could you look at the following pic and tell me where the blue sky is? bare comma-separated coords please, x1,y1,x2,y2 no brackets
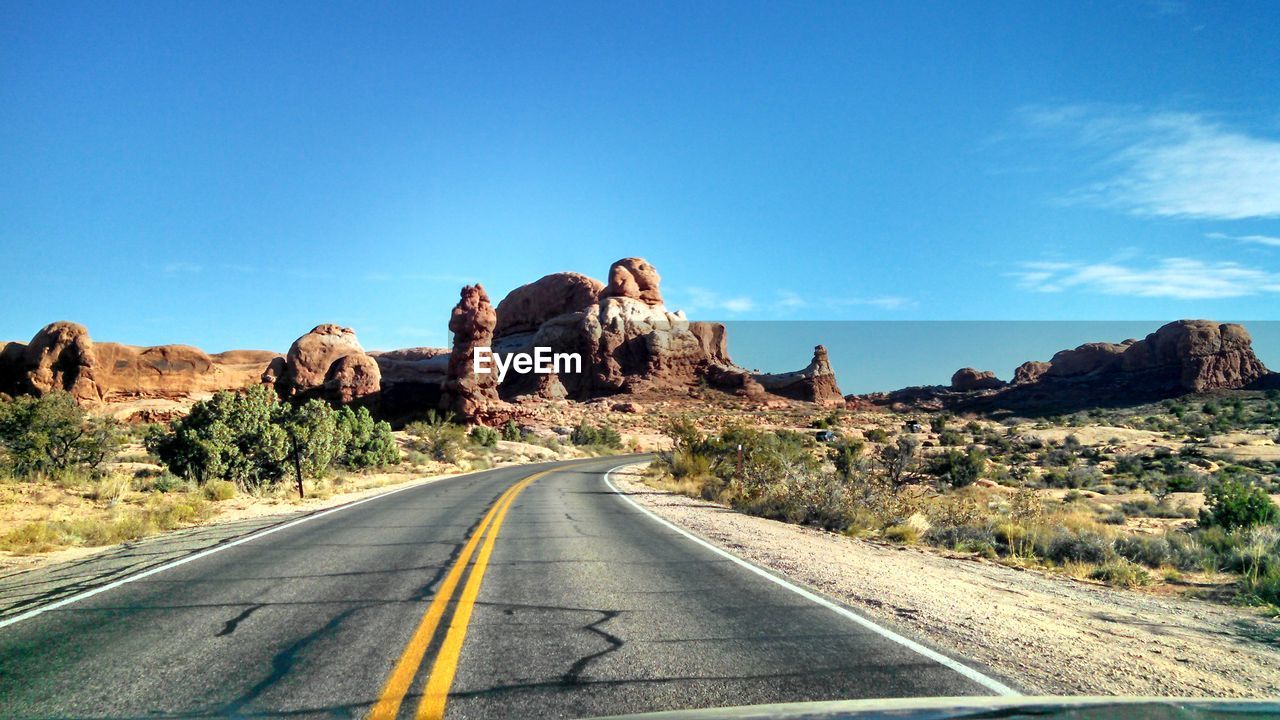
2,1,1279,388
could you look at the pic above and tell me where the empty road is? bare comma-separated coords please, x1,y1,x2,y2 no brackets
0,457,1014,718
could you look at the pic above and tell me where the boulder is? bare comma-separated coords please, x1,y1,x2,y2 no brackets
494,272,604,337
324,353,381,407
1045,341,1130,378
950,368,1005,392
602,257,663,306
1120,320,1268,393
280,324,367,400
443,285,502,420
1012,360,1051,385
22,321,103,404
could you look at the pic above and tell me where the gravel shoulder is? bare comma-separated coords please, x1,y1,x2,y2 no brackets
611,465,1280,698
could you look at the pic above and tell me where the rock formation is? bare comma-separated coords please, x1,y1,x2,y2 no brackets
324,353,382,407
277,324,366,399
754,346,844,405
4,257,849,421
602,257,663,306
19,321,103,404
443,284,501,420
487,258,842,406
494,272,603,337
853,320,1274,415
1012,360,1050,385
950,368,1005,392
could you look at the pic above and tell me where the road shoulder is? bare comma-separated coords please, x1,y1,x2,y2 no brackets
608,464,1280,697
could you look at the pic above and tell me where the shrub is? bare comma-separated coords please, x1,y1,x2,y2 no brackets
929,447,986,488
570,422,622,449
864,428,890,443
405,413,467,463
1199,477,1278,530
1039,528,1113,565
147,386,287,490
142,473,186,493
884,522,921,544
203,479,237,501
1090,559,1152,588
0,392,121,476
501,419,522,442
469,426,499,448
335,406,400,469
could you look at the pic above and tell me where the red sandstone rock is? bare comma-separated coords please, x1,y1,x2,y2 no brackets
494,272,603,337
443,284,501,420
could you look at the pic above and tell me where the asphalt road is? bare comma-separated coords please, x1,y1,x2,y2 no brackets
0,457,1014,719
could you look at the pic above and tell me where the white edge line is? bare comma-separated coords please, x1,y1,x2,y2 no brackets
603,465,1020,697
0,475,445,630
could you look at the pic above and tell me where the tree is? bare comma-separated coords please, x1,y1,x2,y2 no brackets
279,400,340,498
877,436,919,486
0,392,120,475
147,386,287,490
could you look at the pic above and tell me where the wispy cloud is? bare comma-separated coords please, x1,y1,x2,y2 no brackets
673,288,915,316
832,296,915,310
680,287,756,315
162,261,201,274
1010,257,1280,299
1207,231,1280,248
1019,105,1280,220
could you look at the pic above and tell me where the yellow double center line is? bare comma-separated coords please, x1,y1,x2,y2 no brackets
368,470,545,720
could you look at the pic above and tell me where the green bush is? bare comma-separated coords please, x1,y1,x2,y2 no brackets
146,386,287,490
0,392,121,476
470,426,499,448
501,419,522,442
928,446,985,488
1199,477,1278,530
570,421,622,448
335,406,400,469
1090,559,1152,588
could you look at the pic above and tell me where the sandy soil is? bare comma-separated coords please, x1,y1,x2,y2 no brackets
611,465,1280,698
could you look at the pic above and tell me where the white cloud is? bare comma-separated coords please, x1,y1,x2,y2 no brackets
1010,257,1280,299
680,287,755,315
1207,231,1280,248
673,288,914,316
1021,106,1280,220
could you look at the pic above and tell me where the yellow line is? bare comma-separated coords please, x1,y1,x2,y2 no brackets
415,472,539,720
366,473,538,720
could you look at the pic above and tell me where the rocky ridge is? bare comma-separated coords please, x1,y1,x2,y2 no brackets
856,320,1275,415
